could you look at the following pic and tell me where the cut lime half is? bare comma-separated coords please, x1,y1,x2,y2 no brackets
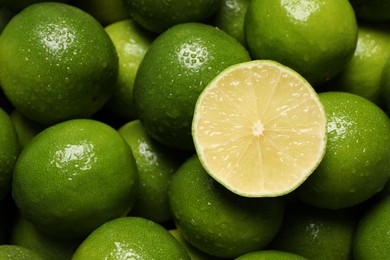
192,60,327,197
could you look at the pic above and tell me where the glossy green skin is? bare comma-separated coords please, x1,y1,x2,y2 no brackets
353,196,390,259
0,2,118,125
236,250,307,260
10,110,45,149
0,108,20,200
168,155,284,258
0,245,44,259
73,217,190,260
104,20,154,120
297,92,390,209
10,215,81,260
270,202,356,260
118,120,181,223
245,0,358,86
122,0,221,33
212,0,250,47
12,119,138,239
330,23,390,105
134,22,250,150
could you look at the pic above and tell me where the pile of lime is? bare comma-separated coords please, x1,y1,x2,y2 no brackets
1,0,390,259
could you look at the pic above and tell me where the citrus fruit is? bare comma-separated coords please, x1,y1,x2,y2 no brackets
269,201,357,260
10,215,81,260
192,60,327,197
168,154,285,258
0,107,20,200
353,196,390,259
122,0,220,33
0,2,118,125
0,245,44,259
73,0,129,26
12,119,138,238
72,216,190,259
296,91,390,209
349,0,390,22
103,19,154,120
236,250,308,260
169,229,224,260
118,120,181,223
245,0,358,86
134,22,251,150
212,0,250,47
10,110,45,148
329,22,390,105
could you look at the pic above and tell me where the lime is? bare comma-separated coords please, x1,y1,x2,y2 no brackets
269,201,357,260
122,0,221,33
245,0,358,86
134,22,251,150
168,154,284,258
0,245,44,259
212,0,250,47
118,120,181,223
0,2,118,125
353,196,390,259
350,0,390,22
296,91,390,209
329,22,390,105
10,215,80,260
192,60,327,197
236,250,308,260
10,110,45,149
12,119,138,238
72,216,190,259
103,19,154,120
0,107,20,200
169,229,224,260
72,0,129,26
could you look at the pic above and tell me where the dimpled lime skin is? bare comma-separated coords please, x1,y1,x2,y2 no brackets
297,92,390,209
168,155,284,258
0,108,20,200
353,196,390,259
0,2,118,125
72,217,190,259
245,0,358,86
122,0,220,33
12,119,138,239
134,22,250,150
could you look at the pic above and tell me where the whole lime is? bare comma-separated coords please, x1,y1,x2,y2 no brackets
269,201,357,259
72,217,190,259
103,19,154,120
118,120,181,223
133,22,250,150
329,23,390,105
12,119,138,238
353,196,390,259
245,0,358,86
0,2,118,125
296,92,390,209
168,155,284,258
122,0,221,33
